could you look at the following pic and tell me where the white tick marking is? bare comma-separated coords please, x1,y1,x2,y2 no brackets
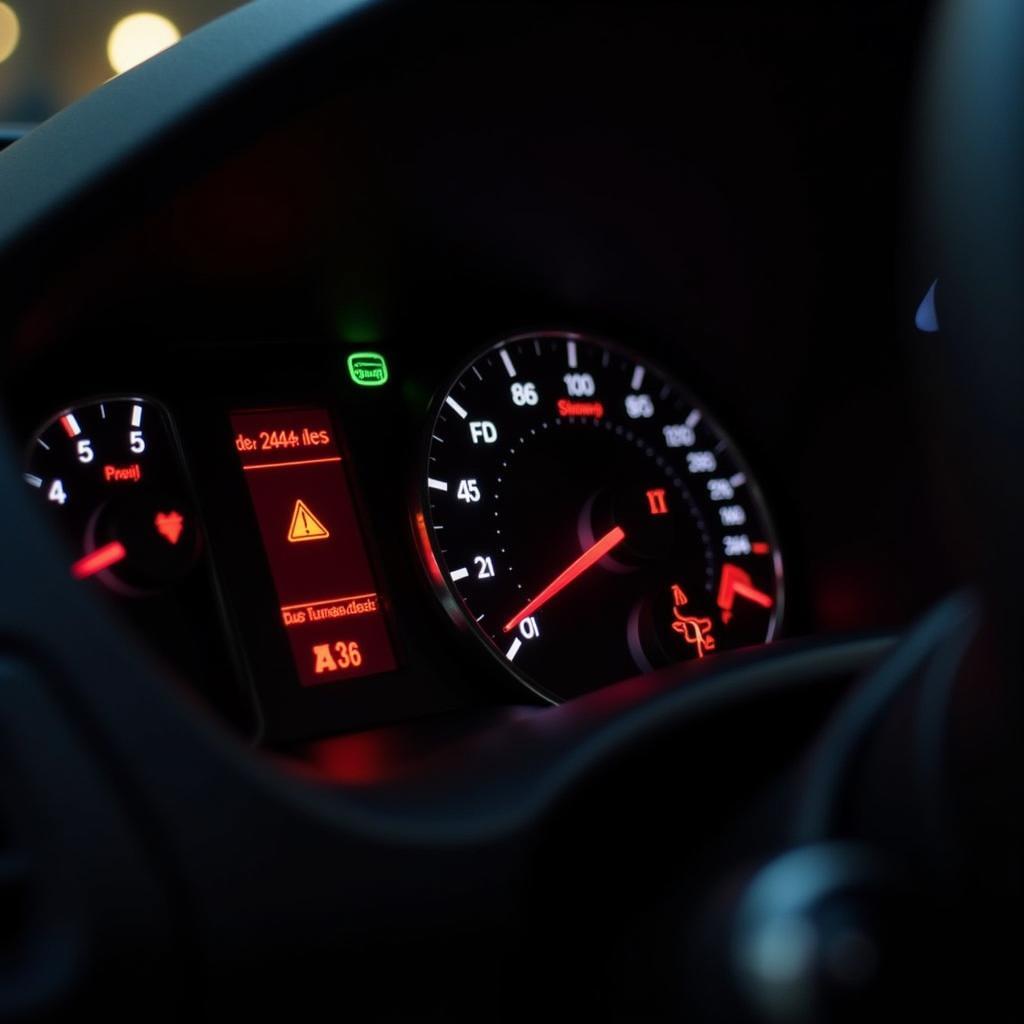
445,395,468,419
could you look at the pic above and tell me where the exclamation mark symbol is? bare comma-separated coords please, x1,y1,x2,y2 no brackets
287,499,330,542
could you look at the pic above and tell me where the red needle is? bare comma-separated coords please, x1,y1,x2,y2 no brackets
733,581,774,607
503,525,626,633
71,541,127,580
717,562,774,623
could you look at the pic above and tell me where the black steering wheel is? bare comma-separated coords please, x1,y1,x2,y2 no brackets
0,2,1017,1019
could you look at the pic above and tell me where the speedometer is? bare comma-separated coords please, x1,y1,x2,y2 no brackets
415,331,784,702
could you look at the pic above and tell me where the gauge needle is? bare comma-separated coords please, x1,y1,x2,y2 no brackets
717,562,773,623
71,540,127,580
503,525,626,633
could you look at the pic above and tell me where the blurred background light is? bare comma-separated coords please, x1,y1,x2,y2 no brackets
107,11,181,75
0,3,20,65
0,2,242,124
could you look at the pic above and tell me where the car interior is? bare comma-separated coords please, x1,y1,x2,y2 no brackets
0,1,1019,1019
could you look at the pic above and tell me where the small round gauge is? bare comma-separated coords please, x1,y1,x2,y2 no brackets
415,331,784,702
24,397,199,592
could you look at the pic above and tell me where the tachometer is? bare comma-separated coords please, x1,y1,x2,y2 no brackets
415,331,783,702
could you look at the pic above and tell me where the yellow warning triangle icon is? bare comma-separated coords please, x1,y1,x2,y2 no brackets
287,499,330,542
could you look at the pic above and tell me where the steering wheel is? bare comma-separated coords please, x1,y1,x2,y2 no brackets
0,2,1016,1018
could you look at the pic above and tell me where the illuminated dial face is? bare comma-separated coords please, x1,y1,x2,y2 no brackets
417,332,784,702
24,397,199,593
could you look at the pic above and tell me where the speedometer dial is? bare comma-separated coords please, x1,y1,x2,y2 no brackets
415,331,784,702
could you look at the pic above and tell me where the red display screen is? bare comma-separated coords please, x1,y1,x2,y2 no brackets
231,408,397,687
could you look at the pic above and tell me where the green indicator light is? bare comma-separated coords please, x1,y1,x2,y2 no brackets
347,351,389,387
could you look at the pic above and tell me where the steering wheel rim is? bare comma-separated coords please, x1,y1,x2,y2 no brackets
918,0,1024,671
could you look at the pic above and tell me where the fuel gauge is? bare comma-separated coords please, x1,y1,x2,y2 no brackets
24,397,199,592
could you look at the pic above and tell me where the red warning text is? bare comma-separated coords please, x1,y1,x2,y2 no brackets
104,463,142,483
557,398,605,418
282,593,380,628
235,427,332,453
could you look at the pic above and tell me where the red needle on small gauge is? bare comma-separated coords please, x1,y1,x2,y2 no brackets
71,541,127,580
503,525,626,633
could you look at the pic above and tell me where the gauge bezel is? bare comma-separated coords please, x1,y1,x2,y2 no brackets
410,328,786,704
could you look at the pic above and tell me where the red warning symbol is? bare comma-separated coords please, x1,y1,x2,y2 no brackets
669,583,716,659
288,499,329,543
154,510,184,545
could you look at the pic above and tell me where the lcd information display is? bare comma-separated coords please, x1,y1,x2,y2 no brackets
231,408,397,687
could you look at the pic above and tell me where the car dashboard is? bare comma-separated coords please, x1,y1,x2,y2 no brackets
4,4,1017,1021
0,1,952,754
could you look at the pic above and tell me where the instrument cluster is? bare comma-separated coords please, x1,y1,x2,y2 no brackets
16,331,785,743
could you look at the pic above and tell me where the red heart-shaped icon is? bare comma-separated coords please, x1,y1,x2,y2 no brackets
155,511,184,545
